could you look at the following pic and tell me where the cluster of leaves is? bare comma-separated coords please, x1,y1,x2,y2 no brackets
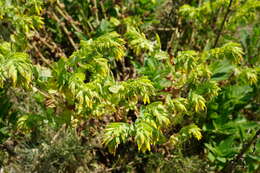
0,0,259,172
0,42,33,88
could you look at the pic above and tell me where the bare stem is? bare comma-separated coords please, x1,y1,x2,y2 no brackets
55,5,82,34
91,0,99,24
99,1,107,19
30,42,51,67
34,31,67,58
222,129,260,173
213,0,233,48
51,12,78,49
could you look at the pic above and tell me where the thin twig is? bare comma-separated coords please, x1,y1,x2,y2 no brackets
51,12,78,49
222,129,260,173
54,4,91,38
30,42,51,67
166,31,176,65
51,124,67,144
99,1,107,19
213,0,233,48
34,31,67,58
87,20,94,32
55,5,82,34
91,0,99,24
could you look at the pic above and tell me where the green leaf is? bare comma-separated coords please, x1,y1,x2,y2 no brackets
108,84,124,93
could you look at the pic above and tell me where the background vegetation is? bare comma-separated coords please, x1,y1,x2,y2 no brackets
0,0,259,172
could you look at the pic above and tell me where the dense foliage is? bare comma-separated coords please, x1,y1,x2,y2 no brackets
0,0,259,172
